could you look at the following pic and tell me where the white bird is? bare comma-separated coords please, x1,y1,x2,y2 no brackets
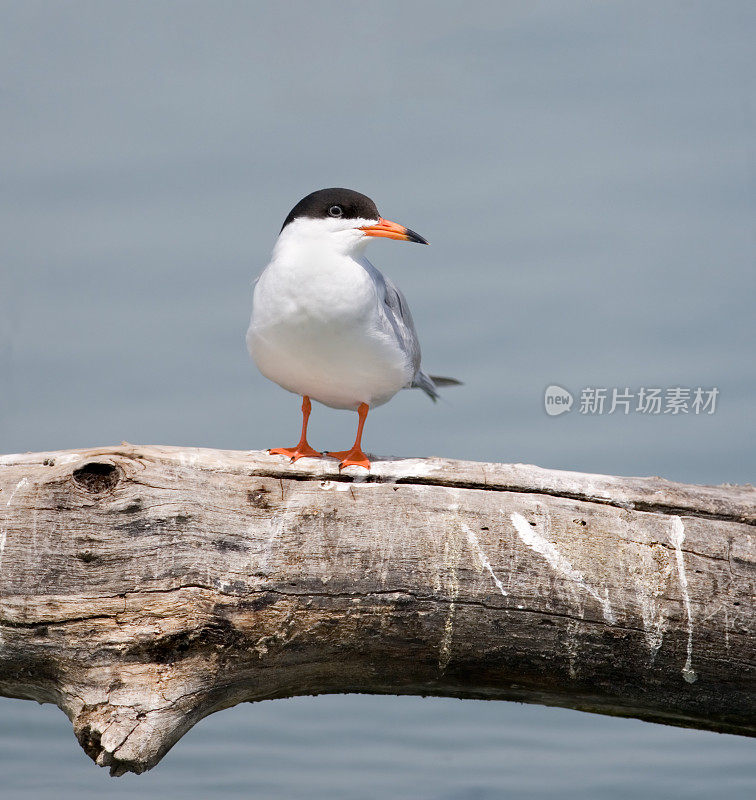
247,188,459,470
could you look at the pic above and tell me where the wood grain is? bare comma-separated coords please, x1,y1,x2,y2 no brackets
0,444,753,775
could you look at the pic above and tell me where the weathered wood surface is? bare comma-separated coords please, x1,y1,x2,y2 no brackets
0,444,753,776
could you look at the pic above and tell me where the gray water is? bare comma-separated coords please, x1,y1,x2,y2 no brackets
1,1,754,797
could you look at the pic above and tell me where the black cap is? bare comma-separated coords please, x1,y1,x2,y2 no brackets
281,188,379,231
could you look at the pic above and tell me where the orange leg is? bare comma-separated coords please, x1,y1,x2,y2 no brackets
326,403,371,470
269,396,322,462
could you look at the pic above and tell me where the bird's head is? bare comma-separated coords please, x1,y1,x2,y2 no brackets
276,188,428,256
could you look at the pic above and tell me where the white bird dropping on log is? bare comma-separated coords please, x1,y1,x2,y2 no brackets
247,188,460,471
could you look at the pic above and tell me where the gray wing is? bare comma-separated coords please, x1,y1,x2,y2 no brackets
359,258,440,401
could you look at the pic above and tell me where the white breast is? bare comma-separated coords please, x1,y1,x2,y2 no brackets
247,223,413,410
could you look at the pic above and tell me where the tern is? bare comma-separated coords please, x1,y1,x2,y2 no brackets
247,188,459,470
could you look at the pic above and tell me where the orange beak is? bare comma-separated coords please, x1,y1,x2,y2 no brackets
360,218,429,245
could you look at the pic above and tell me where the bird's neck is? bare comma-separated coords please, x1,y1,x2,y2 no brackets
272,221,369,263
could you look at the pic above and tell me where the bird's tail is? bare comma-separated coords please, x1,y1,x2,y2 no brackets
429,375,463,387
411,371,463,402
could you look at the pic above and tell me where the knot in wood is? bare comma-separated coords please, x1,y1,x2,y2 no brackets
72,462,121,493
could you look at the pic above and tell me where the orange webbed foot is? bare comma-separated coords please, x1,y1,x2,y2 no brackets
269,443,322,462
326,448,371,471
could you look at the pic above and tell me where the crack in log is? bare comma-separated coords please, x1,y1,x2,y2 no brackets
0,584,704,641
194,464,752,526
0,614,118,628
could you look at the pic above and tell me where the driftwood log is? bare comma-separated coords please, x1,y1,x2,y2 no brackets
0,444,753,775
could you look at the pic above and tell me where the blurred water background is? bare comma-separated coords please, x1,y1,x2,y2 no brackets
1,2,754,798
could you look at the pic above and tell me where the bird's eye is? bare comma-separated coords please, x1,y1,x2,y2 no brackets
328,205,343,218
